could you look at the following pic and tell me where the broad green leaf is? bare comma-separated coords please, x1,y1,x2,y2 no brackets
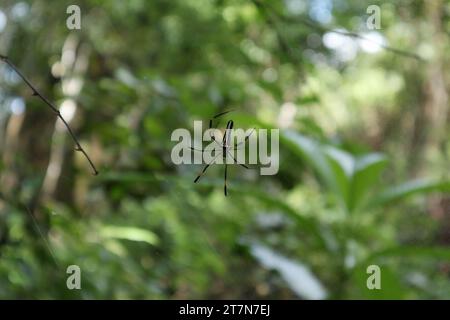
324,147,354,208
370,179,450,208
324,147,387,213
248,242,327,300
100,226,159,245
349,153,387,212
283,133,387,213
282,130,337,193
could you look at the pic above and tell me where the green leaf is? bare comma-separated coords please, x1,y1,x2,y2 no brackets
283,133,387,213
324,147,387,213
100,226,159,245
282,131,337,193
370,179,450,208
324,147,353,208
350,153,387,212
248,242,327,300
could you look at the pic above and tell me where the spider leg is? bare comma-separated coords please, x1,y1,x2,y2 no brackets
224,162,228,196
191,137,221,152
210,134,223,148
194,152,222,183
213,109,234,119
233,128,255,150
226,150,249,169
208,109,235,148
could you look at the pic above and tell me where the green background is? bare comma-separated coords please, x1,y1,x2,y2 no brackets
0,0,449,299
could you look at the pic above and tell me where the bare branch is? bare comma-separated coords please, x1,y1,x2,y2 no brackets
0,54,99,175
296,18,424,62
252,0,424,62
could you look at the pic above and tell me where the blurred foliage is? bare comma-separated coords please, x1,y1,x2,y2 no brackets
0,0,450,299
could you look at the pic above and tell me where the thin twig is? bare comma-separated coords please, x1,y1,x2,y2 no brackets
0,54,98,175
253,0,424,62
25,205,61,269
299,18,424,62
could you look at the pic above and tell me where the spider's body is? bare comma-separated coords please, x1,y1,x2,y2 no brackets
192,112,253,196
221,120,234,155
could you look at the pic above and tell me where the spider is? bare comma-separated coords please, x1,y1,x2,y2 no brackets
190,110,255,196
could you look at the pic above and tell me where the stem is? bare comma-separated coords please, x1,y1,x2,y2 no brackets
0,54,98,175
252,0,424,62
